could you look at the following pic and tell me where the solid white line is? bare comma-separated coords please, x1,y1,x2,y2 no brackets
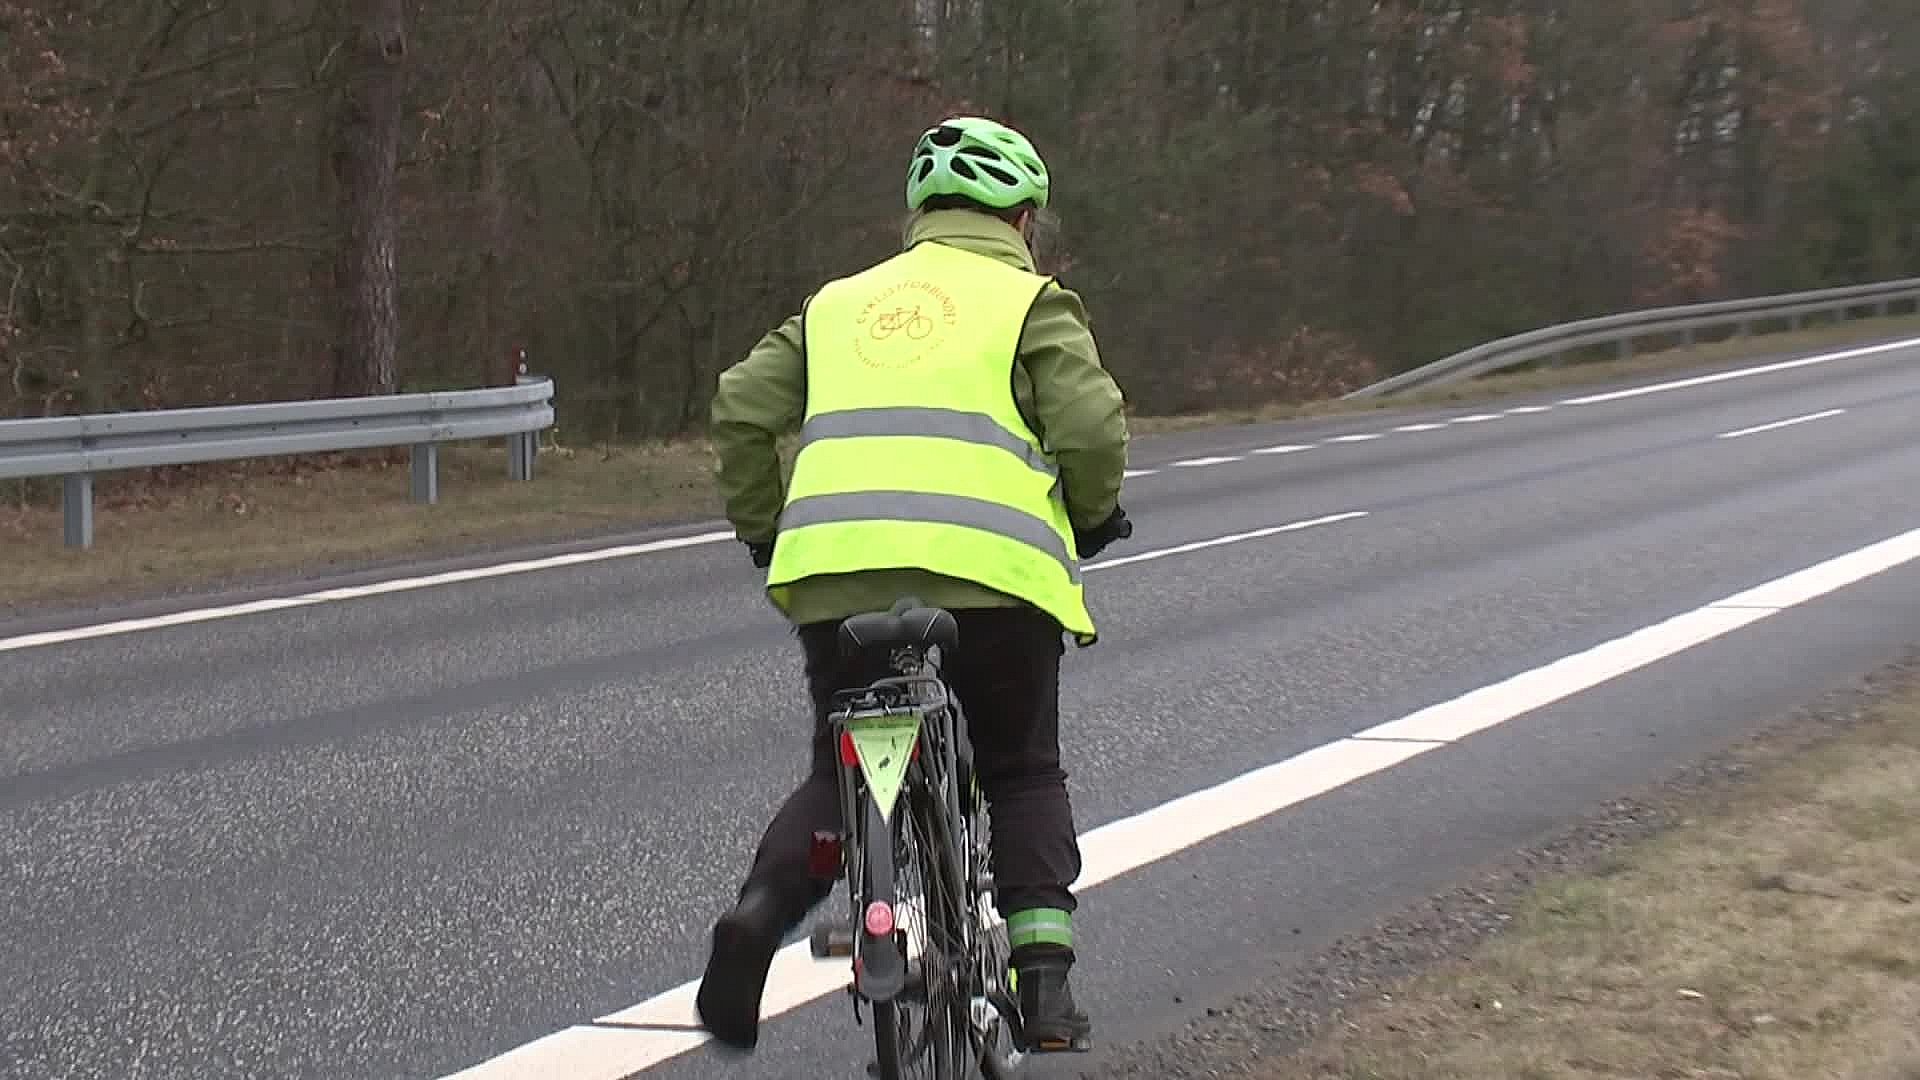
1716,408,1846,440
1449,413,1501,424
0,531,737,654
1502,405,1555,415
1,511,1363,655
1252,444,1313,456
1170,455,1243,468
442,521,1920,1079
1560,336,1920,406
17,331,1912,660
1082,511,1369,571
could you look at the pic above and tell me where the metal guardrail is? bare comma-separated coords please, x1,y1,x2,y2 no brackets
1344,277,1920,400
0,375,555,549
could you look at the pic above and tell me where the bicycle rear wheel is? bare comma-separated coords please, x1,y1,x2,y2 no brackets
869,785,968,1080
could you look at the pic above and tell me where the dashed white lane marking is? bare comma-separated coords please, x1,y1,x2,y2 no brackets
443,521,1920,1079
1560,336,1920,406
1083,511,1368,571
1716,408,1847,440
14,334,1903,656
1449,413,1501,424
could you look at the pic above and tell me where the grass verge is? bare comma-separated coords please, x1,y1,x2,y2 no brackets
0,443,719,612
1291,682,1920,1080
4,311,1917,614
1137,311,1920,434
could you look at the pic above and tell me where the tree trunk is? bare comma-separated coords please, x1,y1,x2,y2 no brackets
330,0,405,398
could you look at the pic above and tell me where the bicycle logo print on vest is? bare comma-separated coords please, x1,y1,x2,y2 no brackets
854,279,957,368
869,308,933,340
768,241,1099,644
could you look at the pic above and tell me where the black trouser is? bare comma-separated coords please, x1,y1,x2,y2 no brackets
738,605,1082,937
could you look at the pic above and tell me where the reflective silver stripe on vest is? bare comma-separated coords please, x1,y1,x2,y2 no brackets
799,407,1057,478
779,490,1080,583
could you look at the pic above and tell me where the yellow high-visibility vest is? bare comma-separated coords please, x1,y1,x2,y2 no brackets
765,241,1097,643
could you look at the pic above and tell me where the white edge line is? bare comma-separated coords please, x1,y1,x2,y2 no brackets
1560,335,1920,406
1448,413,1501,423
1252,444,1313,456
22,330,1914,658
1502,405,1555,415
444,521,1920,1080
0,508,1361,655
0,531,737,654
1716,408,1846,440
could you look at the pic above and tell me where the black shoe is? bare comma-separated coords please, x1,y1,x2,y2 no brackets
1012,948,1092,1053
695,887,786,1051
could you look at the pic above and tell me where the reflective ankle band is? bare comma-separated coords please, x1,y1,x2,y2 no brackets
1006,907,1073,949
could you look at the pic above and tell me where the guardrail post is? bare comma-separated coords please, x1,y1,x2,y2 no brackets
63,474,94,549
508,432,534,481
410,442,439,504
1615,337,1633,361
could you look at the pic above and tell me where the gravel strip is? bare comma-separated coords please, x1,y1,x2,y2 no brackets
1082,647,1920,1079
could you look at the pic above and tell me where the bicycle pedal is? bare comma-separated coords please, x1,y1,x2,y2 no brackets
809,922,856,958
1030,1034,1093,1054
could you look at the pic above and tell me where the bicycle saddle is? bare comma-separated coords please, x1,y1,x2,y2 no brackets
838,599,960,656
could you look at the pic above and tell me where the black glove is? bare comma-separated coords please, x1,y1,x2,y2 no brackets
744,537,775,568
1074,506,1133,560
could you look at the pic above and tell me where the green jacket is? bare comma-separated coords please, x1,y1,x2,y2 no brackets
710,209,1130,627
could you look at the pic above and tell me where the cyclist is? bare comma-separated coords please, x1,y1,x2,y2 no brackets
697,115,1132,1054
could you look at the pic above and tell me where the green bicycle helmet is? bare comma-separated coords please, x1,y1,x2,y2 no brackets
906,116,1051,212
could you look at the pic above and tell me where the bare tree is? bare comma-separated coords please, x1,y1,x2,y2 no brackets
328,0,406,397
1,0,1911,438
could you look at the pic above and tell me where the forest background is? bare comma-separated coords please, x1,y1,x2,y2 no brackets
4,0,1919,444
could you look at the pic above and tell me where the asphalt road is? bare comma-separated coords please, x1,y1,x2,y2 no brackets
5,337,1920,1080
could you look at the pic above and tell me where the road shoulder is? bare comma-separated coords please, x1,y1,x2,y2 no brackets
1090,648,1920,1079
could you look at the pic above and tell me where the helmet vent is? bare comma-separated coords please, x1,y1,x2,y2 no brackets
976,162,1019,185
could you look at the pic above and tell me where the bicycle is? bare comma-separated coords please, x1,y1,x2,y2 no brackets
804,596,1030,1079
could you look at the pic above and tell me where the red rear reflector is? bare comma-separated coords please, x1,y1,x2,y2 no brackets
864,900,895,937
839,731,858,767
808,831,842,879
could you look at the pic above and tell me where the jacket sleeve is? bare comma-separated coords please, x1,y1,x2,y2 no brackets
710,313,806,544
1019,282,1129,531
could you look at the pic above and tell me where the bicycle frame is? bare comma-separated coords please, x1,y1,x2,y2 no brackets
821,644,969,1005
808,633,1026,1077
